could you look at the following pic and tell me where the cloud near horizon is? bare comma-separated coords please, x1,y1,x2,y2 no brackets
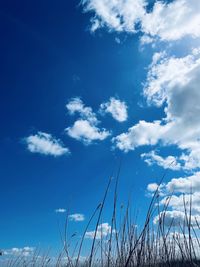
3,247,35,257
85,222,113,239
147,172,200,226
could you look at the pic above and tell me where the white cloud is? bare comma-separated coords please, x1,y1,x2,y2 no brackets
165,172,200,194
143,50,200,107
147,172,200,223
66,119,110,145
100,97,128,122
66,98,110,145
55,208,66,213
82,0,200,41
144,49,200,170
142,0,200,41
85,223,112,239
81,0,200,229
113,49,200,171
4,247,35,257
113,120,169,152
141,151,182,171
68,213,85,222
66,97,98,124
25,132,70,157
161,193,200,214
153,210,200,227
147,173,200,197
153,232,200,258
82,0,200,169
139,49,200,222
82,0,146,33
147,183,159,193
140,34,153,45
146,182,166,197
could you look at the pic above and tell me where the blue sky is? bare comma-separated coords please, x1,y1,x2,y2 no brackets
1,0,200,260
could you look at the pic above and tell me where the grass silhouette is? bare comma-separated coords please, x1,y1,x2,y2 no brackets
1,171,200,267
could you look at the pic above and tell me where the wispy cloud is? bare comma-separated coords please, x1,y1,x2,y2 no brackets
82,0,200,42
68,213,85,222
66,97,98,124
100,97,128,122
4,247,35,257
25,132,70,157
55,208,66,213
82,0,146,33
141,151,182,171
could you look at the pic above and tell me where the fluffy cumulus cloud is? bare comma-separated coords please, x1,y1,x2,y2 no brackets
25,132,70,157
100,97,128,122
66,119,110,144
66,98,110,144
161,193,200,214
163,172,200,195
147,172,200,197
147,183,159,193
82,0,200,41
148,172,200,226
68,213,85,222
153,210,200,227
142,0,200,42
85,223,112,239
143,50,200,107
114,49,200,171
113,120,169,152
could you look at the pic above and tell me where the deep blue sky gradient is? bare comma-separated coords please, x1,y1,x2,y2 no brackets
0,0,184,254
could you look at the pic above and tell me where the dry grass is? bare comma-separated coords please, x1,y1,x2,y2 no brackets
1,171,200,267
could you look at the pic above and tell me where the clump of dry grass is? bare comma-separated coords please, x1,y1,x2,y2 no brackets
2,171,200,267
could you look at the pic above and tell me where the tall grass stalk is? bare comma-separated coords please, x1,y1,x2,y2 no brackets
2,173,200,267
